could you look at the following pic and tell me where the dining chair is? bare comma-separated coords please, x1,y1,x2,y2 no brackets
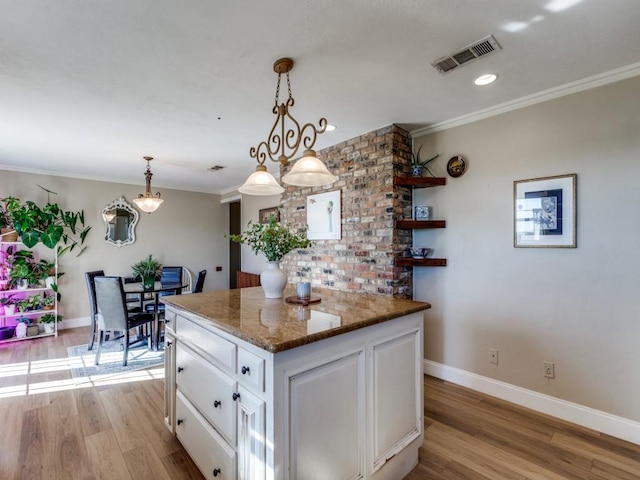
94,276,155,366
84,270,104,351
144,266,183,316
191,269,206,293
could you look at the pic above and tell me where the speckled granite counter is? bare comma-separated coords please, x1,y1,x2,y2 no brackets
162,285,430,353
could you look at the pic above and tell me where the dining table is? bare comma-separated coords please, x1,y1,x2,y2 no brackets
124,280,187,351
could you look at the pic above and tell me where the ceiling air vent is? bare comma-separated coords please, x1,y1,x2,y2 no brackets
431,35,501,74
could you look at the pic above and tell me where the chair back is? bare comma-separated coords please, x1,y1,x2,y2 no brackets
192,270,207,293
159,266,183,297
94,276,128,331
85,270,105,319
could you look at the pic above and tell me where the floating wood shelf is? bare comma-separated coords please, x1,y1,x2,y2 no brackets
396,258,447,267
393,176,446,188
396,220,446,229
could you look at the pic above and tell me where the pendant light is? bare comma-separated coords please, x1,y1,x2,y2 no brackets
132,156,164,213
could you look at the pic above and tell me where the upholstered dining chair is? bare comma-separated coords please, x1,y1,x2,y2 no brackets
84,270,104,351
144,266,183,316
94,276,155,366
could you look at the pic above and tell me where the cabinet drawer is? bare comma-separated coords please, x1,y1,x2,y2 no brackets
237,347,265,393
176,343,237,445
164,309,177,334
176,391,236,480
177,314,236,372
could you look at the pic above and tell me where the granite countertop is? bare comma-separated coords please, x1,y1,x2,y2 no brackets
162,286,430,353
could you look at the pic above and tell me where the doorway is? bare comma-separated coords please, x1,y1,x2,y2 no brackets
229,201,241,289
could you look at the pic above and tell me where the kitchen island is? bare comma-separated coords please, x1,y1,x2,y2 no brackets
162,286,430,480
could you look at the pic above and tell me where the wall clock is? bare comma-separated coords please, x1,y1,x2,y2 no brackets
447,155,467,178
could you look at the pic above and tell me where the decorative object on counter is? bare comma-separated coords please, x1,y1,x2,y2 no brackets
296,281,311,300
132,157,164,213
285,295,321,307
307,190,341,240
411,145,439,177
239,57,337,195
414,205,432,220
131,254,163,290
514,173,577,248
227,214,311,298
1,185,91,256
409,247,431,259
446,155,467,178
103,196,139,247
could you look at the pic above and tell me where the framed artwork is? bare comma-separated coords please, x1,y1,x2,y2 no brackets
307,190,341,240
514,174,576,248
259,206,280,224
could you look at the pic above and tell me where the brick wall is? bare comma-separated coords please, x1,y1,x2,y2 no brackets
280,125,414,298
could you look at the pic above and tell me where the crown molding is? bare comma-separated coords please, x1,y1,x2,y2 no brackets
412,61,640,137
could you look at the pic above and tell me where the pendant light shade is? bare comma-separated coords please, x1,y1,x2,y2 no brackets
241,57,336,195
238,165,285,195
132,156,164,213
281,149,337,187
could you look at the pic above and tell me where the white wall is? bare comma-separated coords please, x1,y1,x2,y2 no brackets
1,172,229,326
413,75,640,422
239,193,281,274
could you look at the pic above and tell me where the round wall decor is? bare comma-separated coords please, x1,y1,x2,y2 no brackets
447,155,467,178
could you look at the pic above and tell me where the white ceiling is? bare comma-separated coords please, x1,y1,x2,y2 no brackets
1,0,639,194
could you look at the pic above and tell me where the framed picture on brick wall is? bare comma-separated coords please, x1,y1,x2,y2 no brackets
307,190,341,240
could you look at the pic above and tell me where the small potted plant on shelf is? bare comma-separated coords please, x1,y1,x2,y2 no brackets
42,295,55,310
411,145,439,177
131,255,163,290
0,203,18,242
39,312,61,334
1,295,17,316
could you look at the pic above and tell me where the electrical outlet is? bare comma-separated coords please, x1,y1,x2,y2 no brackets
543,360,555,378
489,348,499,364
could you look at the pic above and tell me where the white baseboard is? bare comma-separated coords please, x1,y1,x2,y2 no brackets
425,360,640,446
58,316,91,330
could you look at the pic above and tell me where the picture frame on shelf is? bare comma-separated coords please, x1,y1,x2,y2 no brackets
514,173,577,248
259,207,280,224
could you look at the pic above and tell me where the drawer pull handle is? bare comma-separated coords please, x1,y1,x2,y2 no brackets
177,419,183,425
214,400,222,408
166,341,172,347
213,468,221,477
232,392,241,401
177,367,184,372
241,366,250,375
165,318,171,323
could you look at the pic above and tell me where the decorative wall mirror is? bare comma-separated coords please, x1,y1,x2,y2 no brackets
102,196,139,247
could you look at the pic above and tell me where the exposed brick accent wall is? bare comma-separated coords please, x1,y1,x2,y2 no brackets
280,125,414,298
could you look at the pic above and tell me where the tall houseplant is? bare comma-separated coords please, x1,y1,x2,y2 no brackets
228,213,311,298
2,185,91,256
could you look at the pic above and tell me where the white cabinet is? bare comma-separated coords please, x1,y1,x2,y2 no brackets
165,306,423,480
164,330,176,434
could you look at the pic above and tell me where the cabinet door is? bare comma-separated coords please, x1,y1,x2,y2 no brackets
164,331,176,434
371,328,422,471
237,386,266,480
288,351,364,480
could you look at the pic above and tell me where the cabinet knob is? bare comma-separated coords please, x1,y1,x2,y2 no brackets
213,468,221,477
214,400,221,408
166,341,172,347
165,318,171,323
232,392,241,401
241,365,250,375
177,366,184,372
177,419,183,425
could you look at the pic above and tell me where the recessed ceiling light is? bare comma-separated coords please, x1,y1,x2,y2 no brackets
474,73,498,86
325,124,336,132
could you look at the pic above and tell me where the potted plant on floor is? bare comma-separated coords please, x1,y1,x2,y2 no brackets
131,255,163,290
228,213,311,298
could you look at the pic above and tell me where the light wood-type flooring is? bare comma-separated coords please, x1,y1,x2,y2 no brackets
1,327,639,479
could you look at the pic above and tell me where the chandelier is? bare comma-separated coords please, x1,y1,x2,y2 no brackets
132,156,164,213
238,57,337,195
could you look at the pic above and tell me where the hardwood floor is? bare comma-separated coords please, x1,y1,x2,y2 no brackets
1,327,639,479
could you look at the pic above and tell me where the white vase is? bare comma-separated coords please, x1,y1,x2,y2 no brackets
16,322,27,338
260,261,287,299
5,304,15,316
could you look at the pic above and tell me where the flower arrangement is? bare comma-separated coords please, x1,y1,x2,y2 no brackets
228,213,311,262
